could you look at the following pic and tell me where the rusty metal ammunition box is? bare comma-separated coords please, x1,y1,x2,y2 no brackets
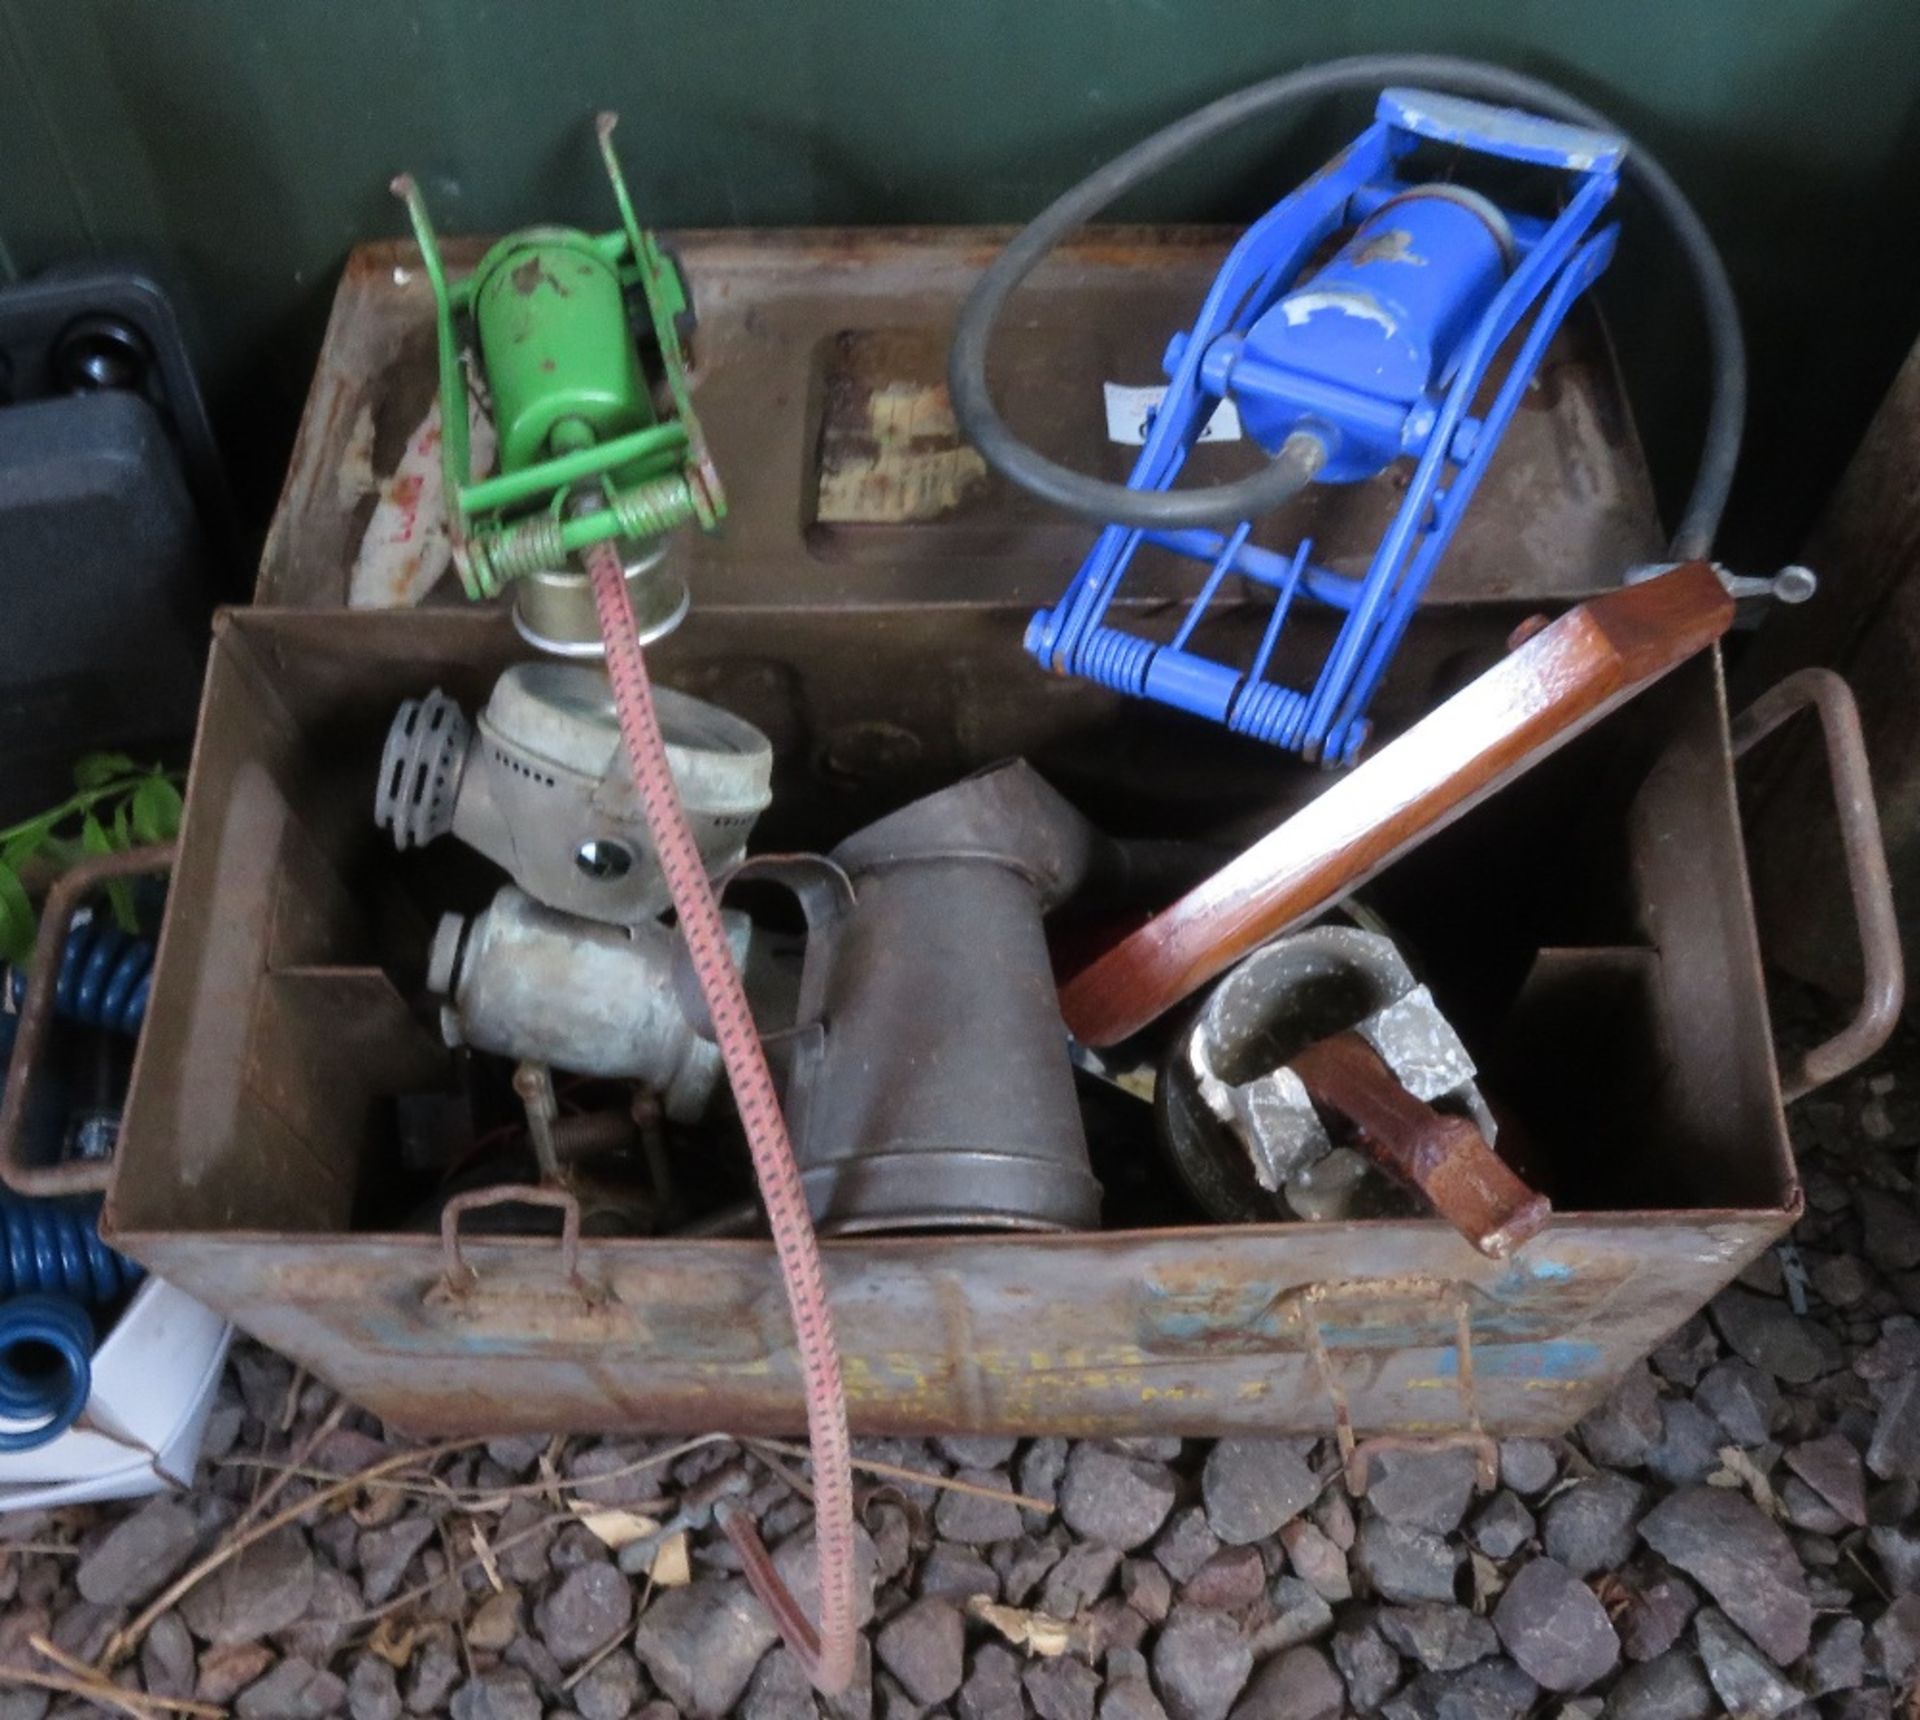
106,231,1824,1440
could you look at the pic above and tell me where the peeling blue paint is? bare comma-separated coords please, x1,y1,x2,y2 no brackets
1437,1337,1601,1380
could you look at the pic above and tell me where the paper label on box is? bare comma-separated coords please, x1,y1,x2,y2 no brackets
1103,383,1242,446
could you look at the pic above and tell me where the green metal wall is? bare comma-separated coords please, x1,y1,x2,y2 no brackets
4,0,1918,562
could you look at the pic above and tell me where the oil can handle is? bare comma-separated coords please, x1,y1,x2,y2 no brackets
673,853,855,1042
1733,668,1903,1101
437,1185,584,1296
0,844,175,1198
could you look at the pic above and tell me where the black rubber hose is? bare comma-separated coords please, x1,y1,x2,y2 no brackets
948,53,1743,558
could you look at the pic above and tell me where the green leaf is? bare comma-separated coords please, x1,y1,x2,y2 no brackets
80,813,138,931
38,836,82,873
105,878,138,932
1,815,59,870
130,776,184,845
113,801,133,851
74,752,140,791
0,862,32,965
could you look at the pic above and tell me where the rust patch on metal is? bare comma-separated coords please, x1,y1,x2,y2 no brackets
815,330,988,524
349,373,497,609
335,403,377,505
509,256,566,298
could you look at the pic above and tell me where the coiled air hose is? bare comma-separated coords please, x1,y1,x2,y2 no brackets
1,1195,140,1302
0,1293,95,1452
8,918,156,1035
948,53,1744,560
586,539,858,1695
0,1195,140,1451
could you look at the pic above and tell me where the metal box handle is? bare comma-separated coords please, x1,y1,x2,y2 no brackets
434,1185,597,1307
0,844,174,1198
1292,1277,1499,1496
1733,668,1904,1101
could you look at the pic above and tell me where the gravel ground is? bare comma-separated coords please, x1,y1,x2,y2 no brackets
4,1015,1920,1718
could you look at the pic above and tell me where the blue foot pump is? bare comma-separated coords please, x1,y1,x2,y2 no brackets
950,56,1744,766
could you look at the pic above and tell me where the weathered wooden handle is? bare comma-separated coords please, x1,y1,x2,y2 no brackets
1290,1031,1549,1259
1060,563,1735,1047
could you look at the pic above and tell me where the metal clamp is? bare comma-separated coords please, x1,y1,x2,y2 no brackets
1733,669,1904,1101
0,844,175,1198
1292,1277,1499,1496
511,1062,563,1185
432,1184,598,1306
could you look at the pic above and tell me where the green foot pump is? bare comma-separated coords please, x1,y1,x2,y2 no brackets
391,113,723,650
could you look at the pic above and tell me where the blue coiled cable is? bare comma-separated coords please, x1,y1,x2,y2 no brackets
7,917,155,1035
0,1294,95,1452
0,1196,142,1452
0,913,154,1452
1,1195,142,1302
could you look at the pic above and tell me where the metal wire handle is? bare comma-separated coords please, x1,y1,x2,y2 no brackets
1733,668,1904,1101
435,1185,587,1298
0,845,175,1199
